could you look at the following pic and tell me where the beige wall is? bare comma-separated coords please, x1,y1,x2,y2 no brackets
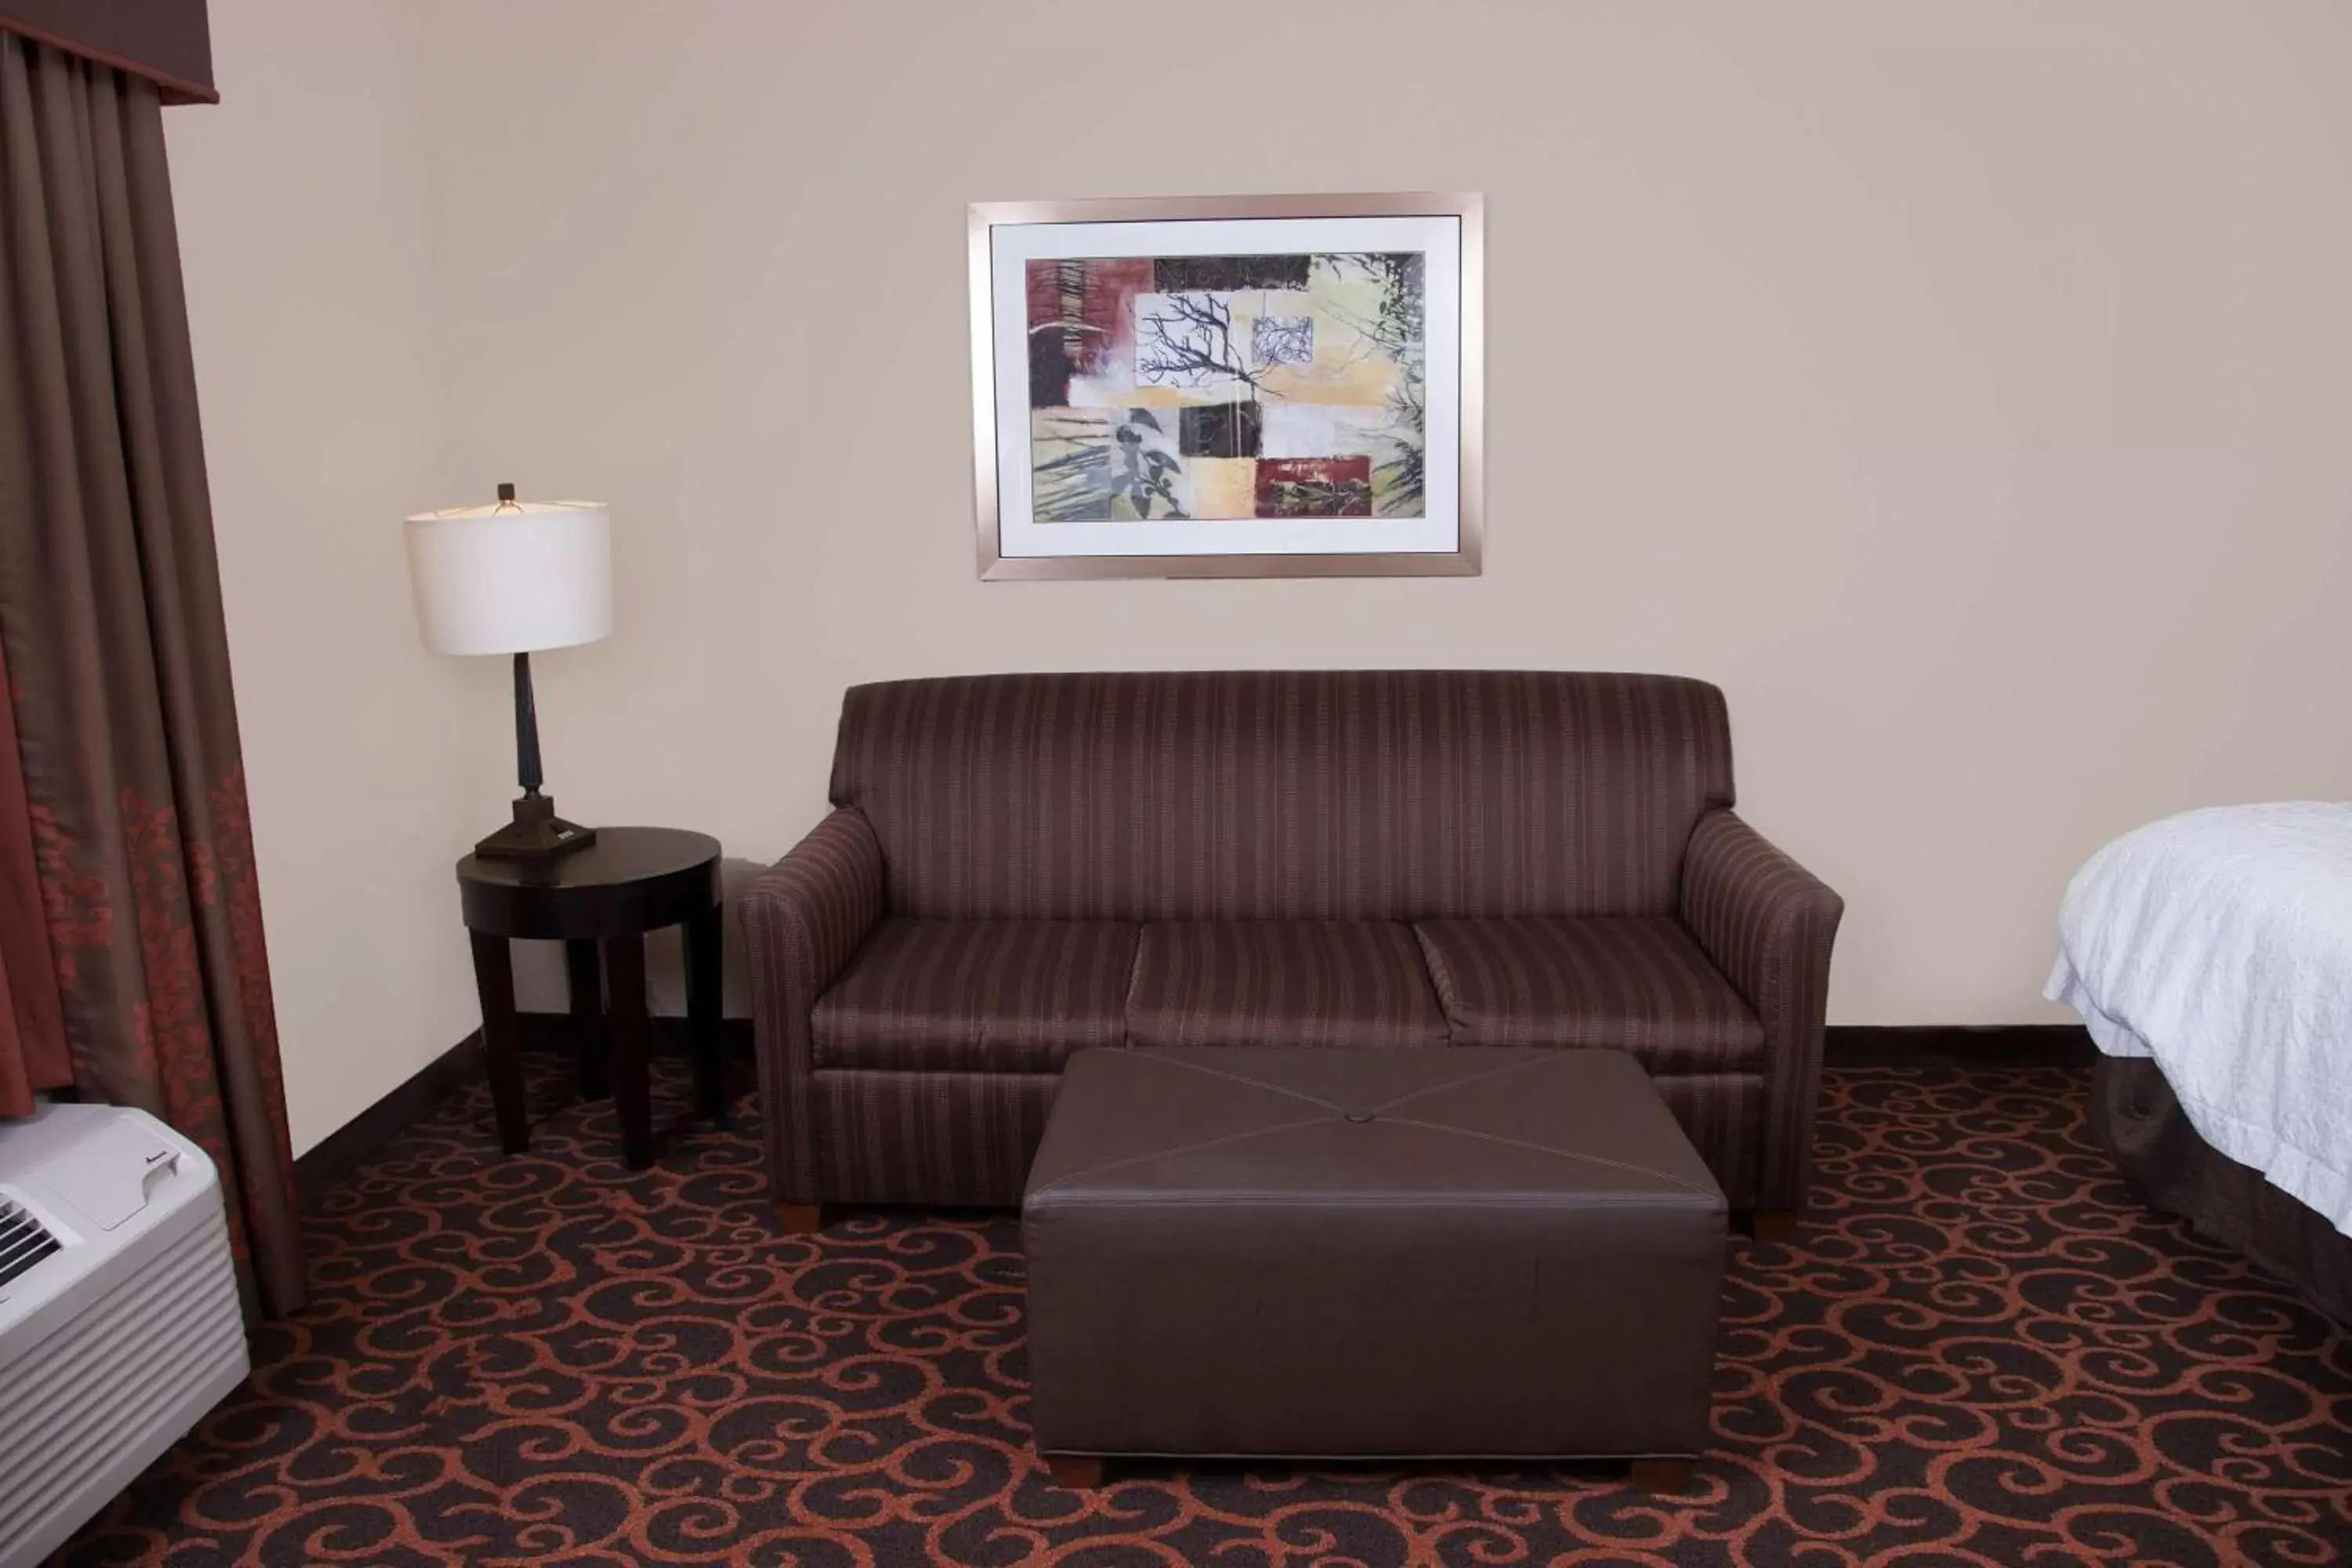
166,0,502,1153
175,1,2352,1145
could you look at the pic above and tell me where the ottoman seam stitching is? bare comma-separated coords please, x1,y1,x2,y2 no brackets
1109,1050,1348,1112
1112,1045,1583,1117
1359,1051,1574,1116
1029,1116,1336,1195
1378,1116,1717,1195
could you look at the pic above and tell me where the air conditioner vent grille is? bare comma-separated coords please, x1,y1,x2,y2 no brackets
0,1194,60,1290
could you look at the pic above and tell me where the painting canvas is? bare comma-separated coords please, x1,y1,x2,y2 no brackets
971,195,1482,578
1027,252,1424,523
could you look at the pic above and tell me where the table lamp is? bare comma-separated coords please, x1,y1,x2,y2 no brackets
405,483,612,859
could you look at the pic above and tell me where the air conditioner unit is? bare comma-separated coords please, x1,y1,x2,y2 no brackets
0,1103,250,1568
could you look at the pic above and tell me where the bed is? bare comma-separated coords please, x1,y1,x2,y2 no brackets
2048,801,2352,1324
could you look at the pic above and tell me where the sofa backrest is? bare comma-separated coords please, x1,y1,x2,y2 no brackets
828,670,1734,921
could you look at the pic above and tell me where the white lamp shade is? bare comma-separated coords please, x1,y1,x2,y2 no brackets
404,499,612,655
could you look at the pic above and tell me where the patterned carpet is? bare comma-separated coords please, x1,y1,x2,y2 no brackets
62,1057,2352,1567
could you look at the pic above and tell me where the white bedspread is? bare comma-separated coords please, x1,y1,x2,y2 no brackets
2046,802,2352,1238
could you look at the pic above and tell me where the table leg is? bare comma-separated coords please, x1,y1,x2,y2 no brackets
603,934,656,1170
684,904,727,1127
565,938,609,1101
469,931,528,1154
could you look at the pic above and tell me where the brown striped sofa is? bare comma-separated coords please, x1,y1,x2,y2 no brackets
742,671,1843,1235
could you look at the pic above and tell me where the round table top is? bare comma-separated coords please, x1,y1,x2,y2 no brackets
458,826,720,940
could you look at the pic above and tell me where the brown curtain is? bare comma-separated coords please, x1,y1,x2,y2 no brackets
0,32,303,1317
0,633,71,1115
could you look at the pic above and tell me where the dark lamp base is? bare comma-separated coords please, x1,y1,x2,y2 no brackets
476,793,596,860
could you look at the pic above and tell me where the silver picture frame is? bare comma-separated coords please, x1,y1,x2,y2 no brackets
968,191,1485,580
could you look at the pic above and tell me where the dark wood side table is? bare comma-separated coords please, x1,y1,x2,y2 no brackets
457,826,724,1170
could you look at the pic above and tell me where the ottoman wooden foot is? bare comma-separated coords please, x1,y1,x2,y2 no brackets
1045,1455,1105,1490
772,1201,824,1236
1746,1207,1802,1244
1630,1457,1695,1494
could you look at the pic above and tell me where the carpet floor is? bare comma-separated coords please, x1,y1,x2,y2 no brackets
60,1058,2352,1568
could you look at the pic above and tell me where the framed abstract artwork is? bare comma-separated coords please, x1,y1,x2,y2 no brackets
967,192,1483,579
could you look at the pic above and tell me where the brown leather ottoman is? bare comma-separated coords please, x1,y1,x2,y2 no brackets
1022,1046,1726,1489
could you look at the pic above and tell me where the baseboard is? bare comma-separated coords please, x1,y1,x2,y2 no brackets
293,1031,485,1212
1824,1024,2095,1069
292,1014,753,1213
294,1018,2088,1209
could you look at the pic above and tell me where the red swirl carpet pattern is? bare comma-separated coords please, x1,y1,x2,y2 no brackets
64,1060,2352,1566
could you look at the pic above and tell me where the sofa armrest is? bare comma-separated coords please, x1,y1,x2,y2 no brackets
740,806,885,1203
1679,809,1845,1214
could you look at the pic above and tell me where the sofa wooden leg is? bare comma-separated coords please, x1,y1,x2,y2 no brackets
1747,1207,1802,1244
1045,1455,1105,1490
772,1201,824,1236
1629,1457,1694,1494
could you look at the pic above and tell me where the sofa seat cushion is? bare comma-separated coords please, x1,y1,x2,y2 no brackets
1127,921,1449,1050
1413,917,1765,1072
812,919,1138,1073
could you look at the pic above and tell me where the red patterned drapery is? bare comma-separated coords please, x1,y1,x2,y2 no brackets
0,31,303,1316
